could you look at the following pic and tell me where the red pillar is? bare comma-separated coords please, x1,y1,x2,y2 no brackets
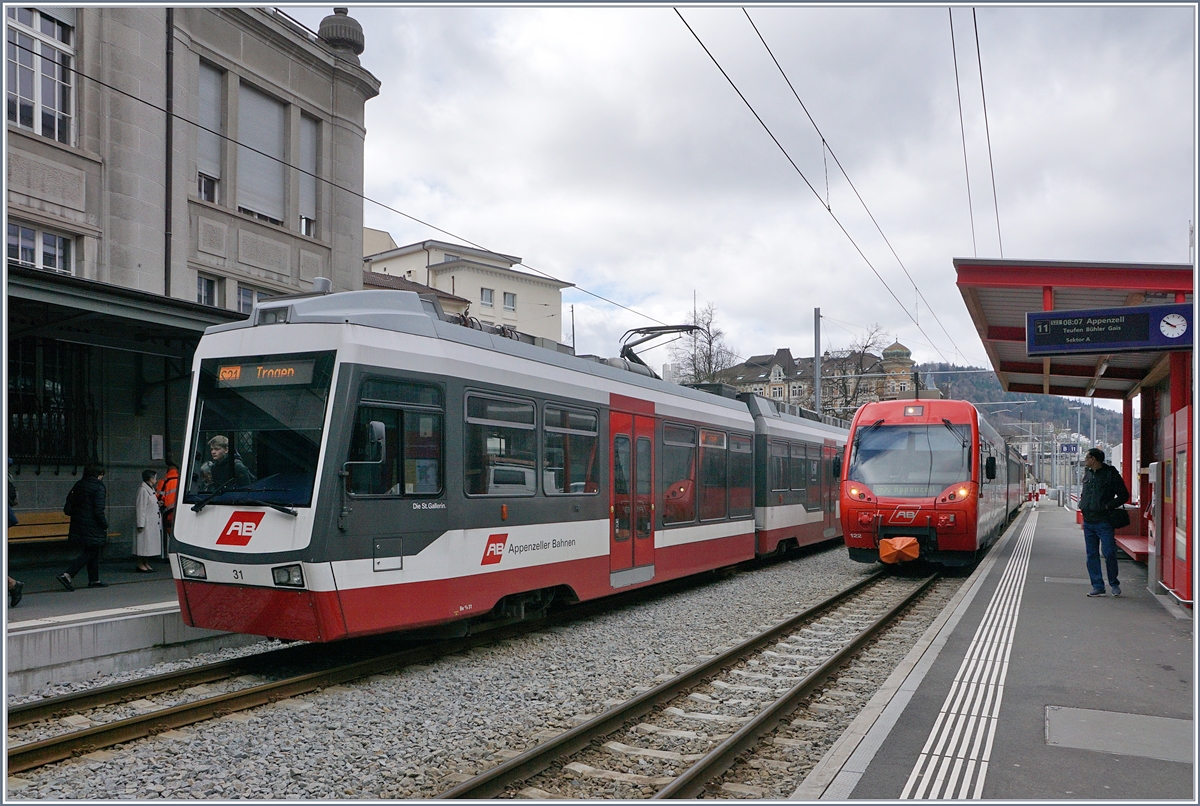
1169,352,1190,414
1122,397,1134,498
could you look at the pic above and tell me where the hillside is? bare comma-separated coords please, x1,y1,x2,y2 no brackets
916,363,1135,448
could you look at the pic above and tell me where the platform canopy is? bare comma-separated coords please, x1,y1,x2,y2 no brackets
955,258,1194,400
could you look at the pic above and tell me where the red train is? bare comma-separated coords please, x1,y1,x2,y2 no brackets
840,398,1025,567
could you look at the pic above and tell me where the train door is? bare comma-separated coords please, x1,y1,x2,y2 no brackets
823,442,838,536
610,412,655,573
1162,407,1191,602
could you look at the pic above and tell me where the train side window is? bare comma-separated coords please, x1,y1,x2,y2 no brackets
347,407,402,495
465,394,537,496
790,443,807,491
360,379,442,408
729,434,753,518
699,429,728,521
663,424,696,524
613,435,631,539
544,404,599,494
806,444,821,509
769,441,788,491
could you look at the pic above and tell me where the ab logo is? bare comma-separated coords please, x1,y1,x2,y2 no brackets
481,533,508,565
217,511,266,546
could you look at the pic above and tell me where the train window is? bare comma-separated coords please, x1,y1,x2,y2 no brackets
544,404,599,495
790,443,807,491
769,441,788,491
806,444,821,510
465,394,536,496
346,407,443,497
699,429,728,521
635,437,652,538
359,379,442,408
663,424,696,525
729,434,753,518
613,435,631,539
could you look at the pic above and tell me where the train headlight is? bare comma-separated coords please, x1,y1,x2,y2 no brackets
272,564,305,588
180,557,207,580
958,487,969,498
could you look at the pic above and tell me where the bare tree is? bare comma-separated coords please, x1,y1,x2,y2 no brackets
821,324,890,417
668,302,740,384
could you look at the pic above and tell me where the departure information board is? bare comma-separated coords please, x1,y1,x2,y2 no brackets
1026,303,1192,356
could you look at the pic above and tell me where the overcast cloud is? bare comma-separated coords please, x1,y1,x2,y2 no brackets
287,4,1194,385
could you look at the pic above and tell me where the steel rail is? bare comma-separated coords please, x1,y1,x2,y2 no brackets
653,571,940,798
6,562,764,774
6,641,322,728
438,569,888,799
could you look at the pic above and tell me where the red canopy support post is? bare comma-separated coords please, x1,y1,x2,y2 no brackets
1169,352,1190,414
1122,397,1134,498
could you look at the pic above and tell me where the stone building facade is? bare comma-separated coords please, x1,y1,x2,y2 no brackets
6,7,379,563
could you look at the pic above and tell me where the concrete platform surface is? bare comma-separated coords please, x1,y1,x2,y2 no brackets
6,561,258,696
798,503,1193,801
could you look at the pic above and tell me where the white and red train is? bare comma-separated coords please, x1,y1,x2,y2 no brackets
170,287,847,642
840,398,1025,567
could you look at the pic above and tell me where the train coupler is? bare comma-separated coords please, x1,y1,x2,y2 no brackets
878,536,921,564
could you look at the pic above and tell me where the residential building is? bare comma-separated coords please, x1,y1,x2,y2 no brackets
362,268,470,317
6,7,379,562
362,237,572,343
721,341,922,416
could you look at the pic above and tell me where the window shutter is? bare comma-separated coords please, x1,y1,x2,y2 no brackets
236,82,285,221
299,114,318,220
35,7,75,26
197,63,222,180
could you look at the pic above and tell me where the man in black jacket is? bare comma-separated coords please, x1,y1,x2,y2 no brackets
1079,448,1130,598
58,463,110,591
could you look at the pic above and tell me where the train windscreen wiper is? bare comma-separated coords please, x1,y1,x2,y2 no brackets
190,476,239,512
240,499,298,516
853,419,885,448
942,418,969,448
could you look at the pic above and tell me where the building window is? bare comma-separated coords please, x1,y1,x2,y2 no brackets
237,286,265,314
197,275,217,307
6,7,74,145
771,386,783,399
481,288,494,307
8,336,96,464
443,253,458,263
237,82,285,225
197,61,222,202
198,173,218,203
503,292,516,312
7,221,73,274
298,113,319,237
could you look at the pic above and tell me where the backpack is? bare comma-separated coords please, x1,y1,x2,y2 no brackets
63,482,80,517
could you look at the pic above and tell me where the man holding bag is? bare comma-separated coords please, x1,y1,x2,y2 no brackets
1080,448,1130,598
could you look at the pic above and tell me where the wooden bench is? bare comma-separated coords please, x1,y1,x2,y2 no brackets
7,511,119,545
8,511,72,544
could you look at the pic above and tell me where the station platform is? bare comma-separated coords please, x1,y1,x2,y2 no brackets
797,501,1194,801
5,561,258,696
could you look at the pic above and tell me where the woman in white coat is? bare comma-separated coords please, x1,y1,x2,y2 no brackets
135,469,162,572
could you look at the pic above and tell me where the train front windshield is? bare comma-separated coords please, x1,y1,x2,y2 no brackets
848,424,971,497
183,351,336,508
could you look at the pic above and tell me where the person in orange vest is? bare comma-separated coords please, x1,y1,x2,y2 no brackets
156,461,180,541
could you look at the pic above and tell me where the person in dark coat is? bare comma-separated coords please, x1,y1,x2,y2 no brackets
1079,448,1130,598
58,463,110,591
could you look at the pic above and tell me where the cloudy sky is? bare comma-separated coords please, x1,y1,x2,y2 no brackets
287,4,1194,381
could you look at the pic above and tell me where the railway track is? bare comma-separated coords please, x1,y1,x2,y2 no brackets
7,558,789,775
439,569,939,799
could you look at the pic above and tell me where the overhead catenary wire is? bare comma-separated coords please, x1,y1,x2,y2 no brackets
948,7,978,258
676,8,945,362
7,35,668,329
973,7,1004,258
741,8,969,364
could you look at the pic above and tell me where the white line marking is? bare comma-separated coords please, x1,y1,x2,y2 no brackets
901,512,1037,799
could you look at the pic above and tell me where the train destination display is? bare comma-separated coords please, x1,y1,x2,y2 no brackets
1026,303,1192,356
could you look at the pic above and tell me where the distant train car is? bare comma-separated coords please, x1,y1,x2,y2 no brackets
170,286,848,642
840,399,1024,567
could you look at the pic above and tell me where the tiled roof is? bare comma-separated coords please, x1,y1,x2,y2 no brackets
361,270,470,303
